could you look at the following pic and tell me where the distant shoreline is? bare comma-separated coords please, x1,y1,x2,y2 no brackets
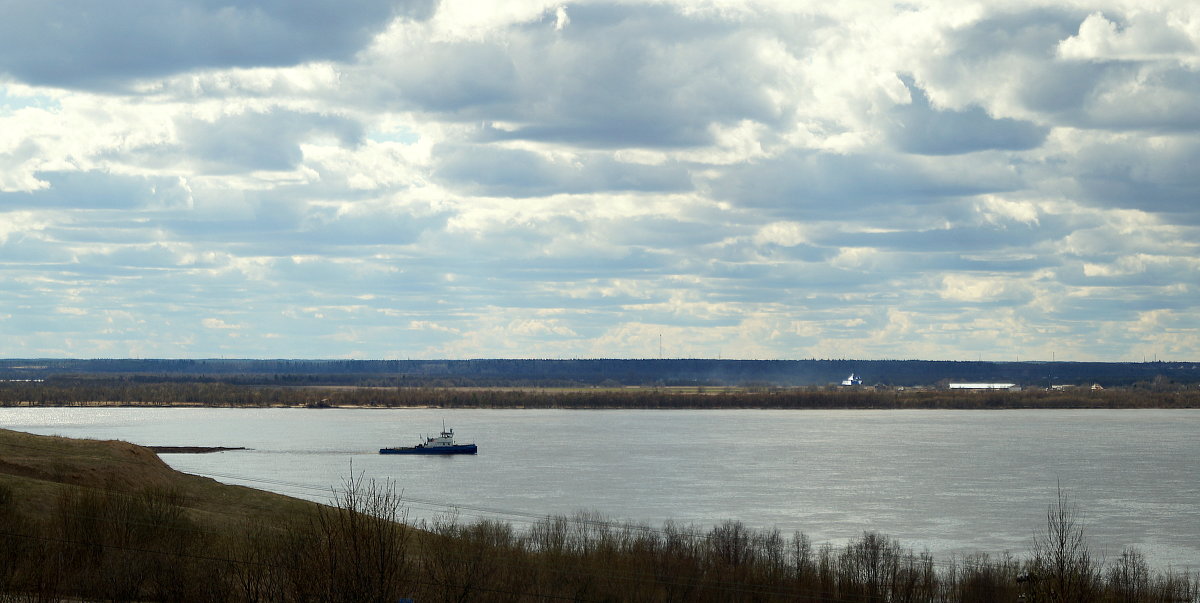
3,378,1198,410
2,362,1196,410
4,397,1199,410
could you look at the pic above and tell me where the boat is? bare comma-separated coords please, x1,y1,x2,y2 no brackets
379,425,478,455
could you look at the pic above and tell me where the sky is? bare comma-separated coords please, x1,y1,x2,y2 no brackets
0,0,1197,361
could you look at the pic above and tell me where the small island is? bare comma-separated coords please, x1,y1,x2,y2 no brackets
147,445,247,454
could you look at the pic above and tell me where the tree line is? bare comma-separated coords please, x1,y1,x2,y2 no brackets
2,380,1198,409
3,358,1198,387
1,478,1196,602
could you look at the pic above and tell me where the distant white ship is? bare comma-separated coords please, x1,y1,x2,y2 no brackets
841,373,863,386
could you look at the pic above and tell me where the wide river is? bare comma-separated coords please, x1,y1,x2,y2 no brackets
2,407,1197,570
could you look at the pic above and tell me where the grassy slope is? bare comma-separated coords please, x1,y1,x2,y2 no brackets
0,427,317,531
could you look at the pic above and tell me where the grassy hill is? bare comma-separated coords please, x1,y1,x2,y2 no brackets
0,428,413,602
0,428,312,529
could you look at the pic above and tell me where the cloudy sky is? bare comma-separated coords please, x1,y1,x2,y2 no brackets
1,0,1197,361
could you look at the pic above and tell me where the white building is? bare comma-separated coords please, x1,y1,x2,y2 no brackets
948,383,1020,391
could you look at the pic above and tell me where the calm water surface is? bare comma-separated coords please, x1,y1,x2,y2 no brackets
3,407,1197,570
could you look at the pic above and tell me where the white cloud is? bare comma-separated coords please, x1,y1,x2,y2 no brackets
201,318,238,330
939,274,1034,304
409,320,460,334
0,1,434,89
555,5,571,31
977,196,1041,226
1058,11,1197,63
0,211,48,244
753,222,812,247
0,1,1196,361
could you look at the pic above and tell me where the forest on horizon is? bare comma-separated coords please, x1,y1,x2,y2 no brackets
1,357,1197,389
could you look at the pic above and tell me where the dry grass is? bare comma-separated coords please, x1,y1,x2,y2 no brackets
0,428,315,531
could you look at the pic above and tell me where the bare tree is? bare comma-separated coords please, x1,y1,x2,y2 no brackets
1107,547,1150,601
1027,485,1098,603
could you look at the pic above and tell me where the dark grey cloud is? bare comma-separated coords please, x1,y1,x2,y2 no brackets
385,41,522,114
888,77,1047,155
1070,137,1200,220
415,223,685,282
433,144,692,197
1047,289,1198,318
402,208,748,285
926,8,1109,118
298,203,449,248
703,260,874,294
590,215,738,250
0,0,434,89
709,150,1016,217
361,3,794,149
158,193,308,241
178,109,363,173
19,182,444,262
1086,66,1200,132
1019,61,1112,118
0,170,189,209
942,8,1083,64
141,201,445,258
930,8,1200,134
1024,59,1200,133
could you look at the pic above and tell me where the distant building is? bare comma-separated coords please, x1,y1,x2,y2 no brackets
948,383,1020,391
841,373,863,386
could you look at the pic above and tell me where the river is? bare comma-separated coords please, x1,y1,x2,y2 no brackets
2,407,1197,570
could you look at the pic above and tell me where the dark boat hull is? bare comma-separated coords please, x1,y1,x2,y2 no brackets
379,444,478,455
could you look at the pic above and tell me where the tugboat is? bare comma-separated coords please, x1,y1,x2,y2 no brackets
379,424,478,455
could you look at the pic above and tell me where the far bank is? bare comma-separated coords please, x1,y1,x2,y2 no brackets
2,380,1198,409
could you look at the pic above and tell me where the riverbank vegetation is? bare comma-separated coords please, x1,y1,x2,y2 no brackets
2,378,1198,409
2,429,1197,601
